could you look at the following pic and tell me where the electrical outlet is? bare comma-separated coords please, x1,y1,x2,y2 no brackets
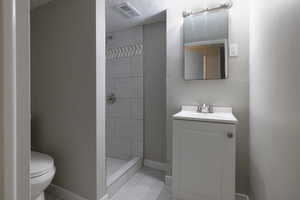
230,43,239,57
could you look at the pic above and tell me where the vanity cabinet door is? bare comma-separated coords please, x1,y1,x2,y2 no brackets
172,120,236,200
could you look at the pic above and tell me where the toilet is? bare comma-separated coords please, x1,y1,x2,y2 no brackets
30,151,56,200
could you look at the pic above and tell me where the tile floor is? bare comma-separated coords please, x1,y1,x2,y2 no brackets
45,167,171,200
111,167,171,200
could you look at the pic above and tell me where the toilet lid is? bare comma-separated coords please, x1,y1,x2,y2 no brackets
30,151,54,178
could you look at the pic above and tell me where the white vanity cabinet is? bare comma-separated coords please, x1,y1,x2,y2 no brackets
172,107,238,200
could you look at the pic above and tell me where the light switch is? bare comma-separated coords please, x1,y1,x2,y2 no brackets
229,43,239,57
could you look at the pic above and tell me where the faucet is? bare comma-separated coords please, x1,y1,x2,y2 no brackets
197,104,213,113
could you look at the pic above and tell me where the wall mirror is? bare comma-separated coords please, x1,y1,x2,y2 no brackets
183,9,229,80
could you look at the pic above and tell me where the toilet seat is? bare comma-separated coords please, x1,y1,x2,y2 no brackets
31,151,54,178
30,151,56,200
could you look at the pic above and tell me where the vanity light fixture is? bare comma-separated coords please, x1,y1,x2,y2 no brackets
183,0,233,17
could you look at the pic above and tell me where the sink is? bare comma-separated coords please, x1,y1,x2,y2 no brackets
173,105,238,124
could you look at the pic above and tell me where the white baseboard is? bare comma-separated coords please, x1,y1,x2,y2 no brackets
47,184,109,200
47,184,87,200
165,176,172,186
143,159,167,171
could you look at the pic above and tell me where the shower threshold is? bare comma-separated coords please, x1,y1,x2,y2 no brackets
106,156,142,197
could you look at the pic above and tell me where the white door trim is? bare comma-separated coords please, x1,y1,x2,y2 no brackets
2,0,17,198
2,0,31,199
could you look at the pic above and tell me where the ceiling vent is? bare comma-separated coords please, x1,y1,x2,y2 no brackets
116,2,141,18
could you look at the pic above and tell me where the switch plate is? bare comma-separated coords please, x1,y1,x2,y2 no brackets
229,43,239,57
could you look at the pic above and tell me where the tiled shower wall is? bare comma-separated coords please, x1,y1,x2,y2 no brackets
106,26,143,161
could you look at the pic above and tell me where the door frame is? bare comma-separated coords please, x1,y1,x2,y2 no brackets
2,0,31,199
1,0,108,199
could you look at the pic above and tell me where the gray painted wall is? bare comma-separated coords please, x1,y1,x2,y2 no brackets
250,0,300,199
143,21,167,163
31,0,98,199
166,0,249,194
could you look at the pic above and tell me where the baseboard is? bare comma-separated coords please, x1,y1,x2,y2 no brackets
47,184,109,200
143,159,167,171
165,175,172,186
47,184,87,200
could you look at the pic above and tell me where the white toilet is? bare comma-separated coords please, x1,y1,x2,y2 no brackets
30,151,56,200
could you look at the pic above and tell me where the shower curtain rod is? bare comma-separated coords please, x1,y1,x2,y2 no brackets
183,1,233,18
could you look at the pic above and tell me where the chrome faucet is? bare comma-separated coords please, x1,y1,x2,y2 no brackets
197,104,213,113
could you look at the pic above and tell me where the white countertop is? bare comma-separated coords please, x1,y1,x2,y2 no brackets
173,106,238,125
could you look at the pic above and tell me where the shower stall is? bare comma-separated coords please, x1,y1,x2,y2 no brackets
105,26,144,196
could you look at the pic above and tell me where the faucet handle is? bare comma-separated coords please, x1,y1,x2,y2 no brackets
202,104,209,113
196,104,202,112
208,104,215,113
197,103,214,113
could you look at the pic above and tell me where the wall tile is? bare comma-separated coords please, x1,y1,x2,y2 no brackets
110,139,132,160
106,118,115,137
137,120,143,142
130,56,143,77
107,98,131,119
110,57,131,78
106,79,116,95
138,142,144,157
115,78,134,98
132,77,143,98
106,136,113,157
106,59,113,79
115,77,143,99
106,26,144,160
131,99,143,120
115,119,138,140
131,142,138,157
107,26,143,49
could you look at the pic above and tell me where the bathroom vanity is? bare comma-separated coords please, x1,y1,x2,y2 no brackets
172,106,238,200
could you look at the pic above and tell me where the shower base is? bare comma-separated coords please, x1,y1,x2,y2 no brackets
106,156,142,197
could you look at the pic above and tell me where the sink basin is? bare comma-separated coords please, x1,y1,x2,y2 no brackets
173,105,238,124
